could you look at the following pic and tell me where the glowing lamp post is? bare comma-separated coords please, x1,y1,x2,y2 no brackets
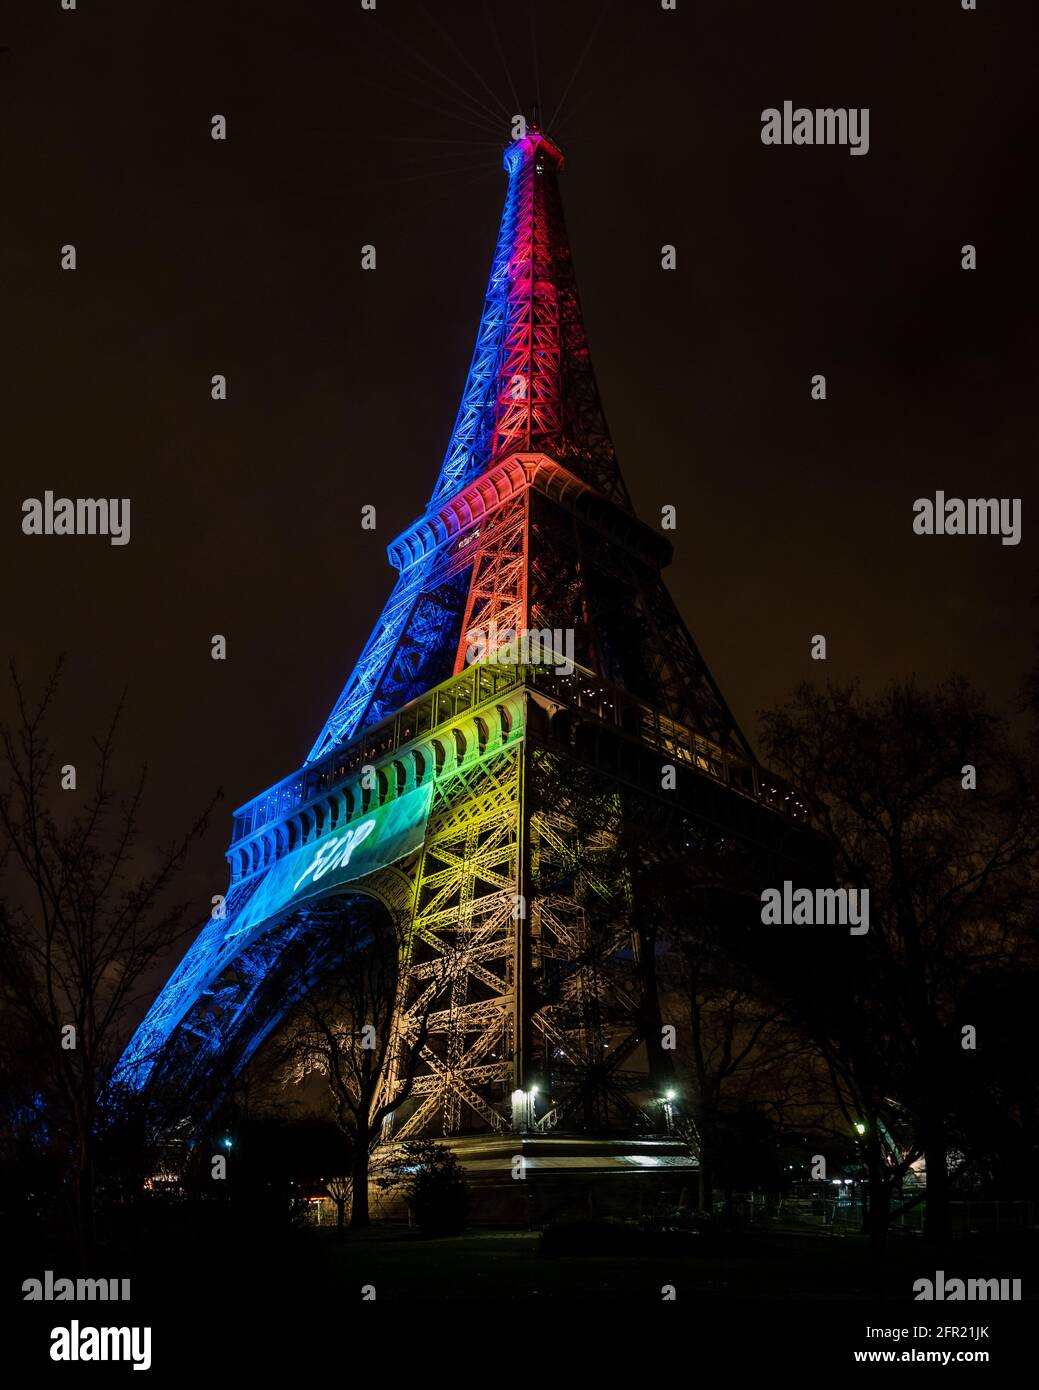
511,1087,536,1132
660,1090,676,1135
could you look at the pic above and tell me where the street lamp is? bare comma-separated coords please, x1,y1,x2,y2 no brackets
661,1092,676,1135
511,1088,535,1132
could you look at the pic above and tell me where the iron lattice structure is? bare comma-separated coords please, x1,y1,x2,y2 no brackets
119,123,826,1140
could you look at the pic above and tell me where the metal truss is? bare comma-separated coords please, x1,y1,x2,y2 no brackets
452,492,527,673
525,749,651,1133
306,545,473,763
388,743,522,1137
526,489,752,755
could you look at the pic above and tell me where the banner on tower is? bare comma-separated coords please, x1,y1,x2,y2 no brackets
228,779,434,942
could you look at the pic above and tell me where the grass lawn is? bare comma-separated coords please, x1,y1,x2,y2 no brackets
301,1222,1034,1302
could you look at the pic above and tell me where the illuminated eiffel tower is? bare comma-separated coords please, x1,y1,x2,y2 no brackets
121,115,823,1207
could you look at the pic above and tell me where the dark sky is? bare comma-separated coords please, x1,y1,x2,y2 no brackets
2,0,1035,999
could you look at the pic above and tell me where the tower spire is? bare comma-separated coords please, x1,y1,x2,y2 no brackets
426,113,631,512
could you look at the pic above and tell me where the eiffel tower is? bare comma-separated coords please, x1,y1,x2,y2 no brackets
120,115,824,1206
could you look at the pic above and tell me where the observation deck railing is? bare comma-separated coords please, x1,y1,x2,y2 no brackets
230,661,810,847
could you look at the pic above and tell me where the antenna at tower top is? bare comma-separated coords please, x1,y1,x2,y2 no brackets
529,101,540,131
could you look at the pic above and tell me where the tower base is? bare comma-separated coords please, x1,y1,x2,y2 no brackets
373,1134,700,1226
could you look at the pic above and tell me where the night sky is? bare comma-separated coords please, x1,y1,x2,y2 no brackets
3,1,1035,1007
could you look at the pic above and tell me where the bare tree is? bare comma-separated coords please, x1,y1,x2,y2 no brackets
655,895,826,1213
0,659,217,1254
323,1173,351,1238
761,676,1039,1243
683,957,810,1209
277,913,448,1228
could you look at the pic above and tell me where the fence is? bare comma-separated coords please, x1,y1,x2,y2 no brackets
725,1194,1035,1237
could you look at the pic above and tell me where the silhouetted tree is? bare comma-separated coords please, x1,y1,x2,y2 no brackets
0,659,217,1254
761,676,1039,1243
376,1139,469,1235
950,969,1039,1194
277,915,449,1228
